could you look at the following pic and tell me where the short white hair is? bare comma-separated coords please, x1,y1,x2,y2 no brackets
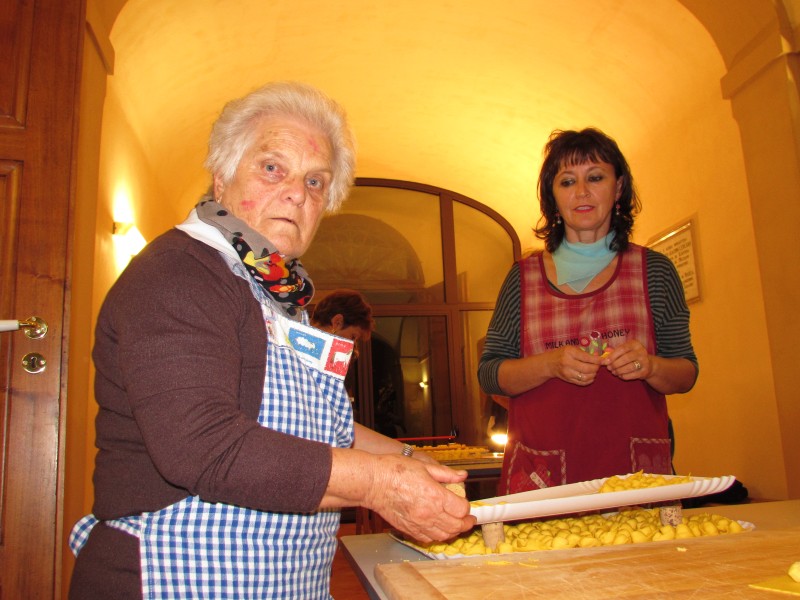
204,81,356,211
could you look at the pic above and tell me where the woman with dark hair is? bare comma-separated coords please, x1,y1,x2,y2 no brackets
478,128,698,495
310,288,375,342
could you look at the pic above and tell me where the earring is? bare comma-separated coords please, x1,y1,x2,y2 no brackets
615,202,621,216
555,212,562,225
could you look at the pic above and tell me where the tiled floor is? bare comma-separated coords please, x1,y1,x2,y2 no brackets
331,521,371,600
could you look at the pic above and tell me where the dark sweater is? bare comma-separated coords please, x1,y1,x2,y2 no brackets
72,228,334,598
91,228,332,518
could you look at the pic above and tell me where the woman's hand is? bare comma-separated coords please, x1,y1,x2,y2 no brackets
552,346,604,386
602,341,698,394
496,346,604,395
324,449,475,543
602,340,650,381
364,455,475,543
411,450,440,466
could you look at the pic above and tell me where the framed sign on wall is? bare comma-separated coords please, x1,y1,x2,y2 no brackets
647,218,701,303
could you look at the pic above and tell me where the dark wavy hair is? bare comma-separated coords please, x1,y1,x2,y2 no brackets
310,289,374,331
534,128,640,253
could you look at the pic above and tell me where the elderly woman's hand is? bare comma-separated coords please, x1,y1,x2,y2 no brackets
602,339,650,380
411,450,441,467
324,449,476,543
552,345,604,386
365,455,475,543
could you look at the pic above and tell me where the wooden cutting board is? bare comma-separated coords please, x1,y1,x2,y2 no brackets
375,527,800,599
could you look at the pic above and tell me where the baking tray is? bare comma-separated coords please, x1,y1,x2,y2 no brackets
471,473,736,525
441,453,504,466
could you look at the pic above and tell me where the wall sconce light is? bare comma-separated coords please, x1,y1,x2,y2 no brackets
419,380,429,389
113,221,147,257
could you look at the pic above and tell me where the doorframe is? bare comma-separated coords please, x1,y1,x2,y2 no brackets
345,178,522,445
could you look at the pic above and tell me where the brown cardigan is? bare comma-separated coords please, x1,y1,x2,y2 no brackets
71,229,333,597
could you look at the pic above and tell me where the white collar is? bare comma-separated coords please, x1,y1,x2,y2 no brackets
175,208,240,260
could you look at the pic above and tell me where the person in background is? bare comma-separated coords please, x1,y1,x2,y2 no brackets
310,288,374,345
310,288,373,419
69,82,473,599
309,288,428,461
478,127,698,495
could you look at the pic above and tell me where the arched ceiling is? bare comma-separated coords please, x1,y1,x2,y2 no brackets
98,0,781,248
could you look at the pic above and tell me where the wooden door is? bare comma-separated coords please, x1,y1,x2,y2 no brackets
0,0,85,598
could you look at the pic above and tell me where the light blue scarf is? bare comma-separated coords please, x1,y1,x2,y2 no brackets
552,232,616,292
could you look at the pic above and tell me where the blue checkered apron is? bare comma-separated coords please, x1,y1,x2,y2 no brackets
70,259,355,599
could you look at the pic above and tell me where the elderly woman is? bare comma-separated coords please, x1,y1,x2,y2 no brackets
69,82,473,599
479,128,698,495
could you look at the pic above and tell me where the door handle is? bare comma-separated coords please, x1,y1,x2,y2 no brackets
0,316,49,339
1,317,49,375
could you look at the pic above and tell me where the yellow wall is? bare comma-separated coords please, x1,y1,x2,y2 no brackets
727,52,800,499
679,0,800,499
628,88,786,499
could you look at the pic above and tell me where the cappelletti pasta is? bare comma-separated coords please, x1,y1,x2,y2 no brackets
412,507,745,557
414,443,490,461
598,471,692,493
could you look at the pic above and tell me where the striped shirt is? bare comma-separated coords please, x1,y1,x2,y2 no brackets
478,248,698,395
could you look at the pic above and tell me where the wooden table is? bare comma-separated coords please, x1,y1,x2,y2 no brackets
340,499,800,599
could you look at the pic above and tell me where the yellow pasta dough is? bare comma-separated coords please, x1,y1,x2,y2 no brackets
410,507,746,557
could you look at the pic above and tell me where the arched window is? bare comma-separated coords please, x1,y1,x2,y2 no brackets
303,179,521,447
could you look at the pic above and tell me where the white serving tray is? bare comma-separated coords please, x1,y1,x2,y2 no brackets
470,474,735,525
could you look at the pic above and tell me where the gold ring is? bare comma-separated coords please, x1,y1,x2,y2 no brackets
576,372,583,381
633,360,642,370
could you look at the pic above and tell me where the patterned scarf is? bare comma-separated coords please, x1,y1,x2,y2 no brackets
196,199,314,316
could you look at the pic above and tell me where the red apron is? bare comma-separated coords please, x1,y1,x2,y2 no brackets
499,245,671,495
